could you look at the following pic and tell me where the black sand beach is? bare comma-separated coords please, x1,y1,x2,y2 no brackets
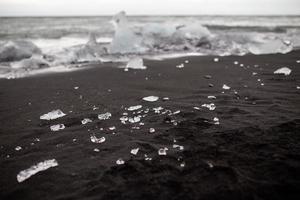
0,51,300,200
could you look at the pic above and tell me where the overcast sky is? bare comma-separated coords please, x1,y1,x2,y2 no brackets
0,0,300,16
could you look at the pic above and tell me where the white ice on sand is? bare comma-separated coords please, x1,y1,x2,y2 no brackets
40,109,66,120
116,158,125,165
274,67,292,76
90,135,106,144
158,147,168,156
81,118,92,125
50,124,65,132
17,159,58,183
201,103,216,111
222,84,231,90
143,96,159,102
127,105,142,111
125,57,147,70
98,112,112,120
130,148,139,155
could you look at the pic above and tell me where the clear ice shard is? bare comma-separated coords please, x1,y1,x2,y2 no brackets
50,124,65,132
158,147,168,155
90,135,106,144
143,96,159,102
40,109,66,120
98,112,112,120
127,105,142,111
17,159,58,183
274,67,292,76
125,57,147,70
130,148,139,155
222,84,231,90
201,103,216,111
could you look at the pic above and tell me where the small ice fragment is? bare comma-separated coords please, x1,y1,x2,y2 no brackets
127,105,142,111
296,60,300,63
149,128,155,133
208,96,216,99
40,110,66,120
204,75,212,79
274,67,292,76
180,162,185,167
125,57,147,70
144,154,152,161
130,148,139,155
209,83,214,87
109,126,116,131
94,148,100,152
206,161,214,168
162,97,170,101
261,83,264,86
176,63,184,68
98,112,112,120
297,86,300,89
184,60,189,64
143,96,159,102
50,124,65,132
74,86,79,90
173,144,184,151
252,72,257,76
158,147,168,156
173,110,181,115
128,116,141,123
213,58,219,62
201,103,216,111
15,146,22,151
17,159,58,183
257,79,261,82
193,106,201,110
240,64,244,67
90,135,105,144
234,61,239,65
120,116,128,124
222,84,230,90
116,158,125,165
81,118,92,125
213,117,220,125
153,107,163,113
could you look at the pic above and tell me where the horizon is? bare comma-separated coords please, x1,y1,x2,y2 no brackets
0,0,300,17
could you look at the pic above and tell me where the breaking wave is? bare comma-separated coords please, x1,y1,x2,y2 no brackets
0,12,299,78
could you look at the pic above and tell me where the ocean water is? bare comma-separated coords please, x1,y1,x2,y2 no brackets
0,14,300,78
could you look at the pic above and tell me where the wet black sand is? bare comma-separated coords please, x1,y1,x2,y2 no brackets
0,51,300,200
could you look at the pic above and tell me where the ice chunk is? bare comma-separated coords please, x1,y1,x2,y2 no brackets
201,103,216,111
50,124,65,132
213,58,219,62
127,105,142,111
213,117,220,125
158,147,168,156
173,144,184,151
17,159,58,183
81,118,92,125
222,84,231,90
143,96,159,102
208,96,216,99
40,109,66,120
130,148,139,155
0,40,41,62
98,112,112,120
116,158,125,165
15,146,22,151
108,126,116,130
110,11,143,54
149,128,155,133
128,116,141,123
176,63,184,68
274,67,292,76
125,57,147,70
90,135,105,144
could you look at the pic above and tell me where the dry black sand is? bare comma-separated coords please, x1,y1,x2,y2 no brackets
0,51,300,200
